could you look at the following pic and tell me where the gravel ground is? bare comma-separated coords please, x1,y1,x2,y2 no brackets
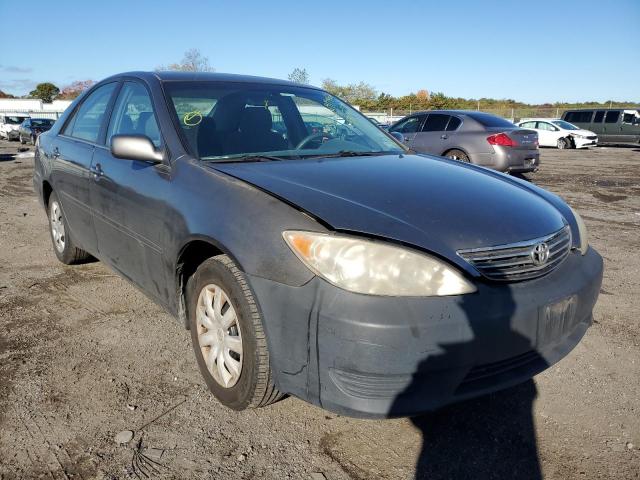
0,139,638,480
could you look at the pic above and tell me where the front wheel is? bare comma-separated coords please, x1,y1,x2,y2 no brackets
19,135,26,145
444,149,470,162
47,192,91,264
30,135,36,145
187,255,282,410
557,137,571,149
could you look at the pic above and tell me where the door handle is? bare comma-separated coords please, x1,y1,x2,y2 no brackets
90,163,104,179
52,147,60,158
440,134,448,139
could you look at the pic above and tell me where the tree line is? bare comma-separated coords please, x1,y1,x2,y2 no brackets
2,52,636,113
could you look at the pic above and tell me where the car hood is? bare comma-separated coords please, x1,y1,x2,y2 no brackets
212,154,566,270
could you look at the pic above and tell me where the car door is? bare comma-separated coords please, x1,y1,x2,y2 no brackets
19,119,29,139
51,82,118,254
592,110,605,135
620,111,640,142
535,121,559,147
389,115,425,149
89,80,170,301
602,110,621,142
411,113,453,155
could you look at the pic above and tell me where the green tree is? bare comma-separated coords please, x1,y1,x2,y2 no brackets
321,78,377,105
29,83,60,103
288,67,310,84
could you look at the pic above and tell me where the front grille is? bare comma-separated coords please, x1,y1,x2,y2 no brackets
586,135,597,140
458,225,572,282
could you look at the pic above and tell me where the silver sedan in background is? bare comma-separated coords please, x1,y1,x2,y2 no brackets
389,110,540,173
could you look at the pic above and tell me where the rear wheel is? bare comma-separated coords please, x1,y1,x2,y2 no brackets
444,149,470,163
48,192,91,264
187,255,282,410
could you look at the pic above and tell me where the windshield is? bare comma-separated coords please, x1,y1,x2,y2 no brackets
552,120,579,130
30,119,54,127
164,82,404,161
4,116,27,125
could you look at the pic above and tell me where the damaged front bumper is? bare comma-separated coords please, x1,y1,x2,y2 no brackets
248,247,603,418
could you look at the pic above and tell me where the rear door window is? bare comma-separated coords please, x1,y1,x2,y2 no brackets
519,121,536,128
605,111,620,123
593,111,605,123
536,122,555,131
422,114,450,132
63,83,117,143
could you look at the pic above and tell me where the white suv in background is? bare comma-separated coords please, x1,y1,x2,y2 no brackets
0,115,29,141
517,118,598,149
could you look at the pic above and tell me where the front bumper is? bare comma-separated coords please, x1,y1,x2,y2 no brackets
573,137,598,148
5,129,19,140
249,247,603,418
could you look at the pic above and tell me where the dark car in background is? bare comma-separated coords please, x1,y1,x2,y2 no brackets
33,72,602,418
389,110,540,173
562,108,640,144
19,118,55,145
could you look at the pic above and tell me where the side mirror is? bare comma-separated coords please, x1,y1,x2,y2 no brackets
389,131,405,142
111,134,164,163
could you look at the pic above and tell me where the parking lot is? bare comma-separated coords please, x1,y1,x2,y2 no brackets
0,139,638,479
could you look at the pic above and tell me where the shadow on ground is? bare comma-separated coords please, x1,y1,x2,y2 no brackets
409,380,540,479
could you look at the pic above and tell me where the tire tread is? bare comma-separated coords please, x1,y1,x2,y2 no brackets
202,255,283,408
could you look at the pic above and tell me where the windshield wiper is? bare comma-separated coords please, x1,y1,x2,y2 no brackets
205,154,286,163
301,150,394,159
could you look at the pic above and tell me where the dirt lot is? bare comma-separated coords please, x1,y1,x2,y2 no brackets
0,139,638,480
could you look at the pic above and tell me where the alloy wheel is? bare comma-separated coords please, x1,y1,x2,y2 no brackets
196,283,243,388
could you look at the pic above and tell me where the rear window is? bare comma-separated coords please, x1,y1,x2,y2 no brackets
446,116,462,131
605,111,620,123
467,112,515,128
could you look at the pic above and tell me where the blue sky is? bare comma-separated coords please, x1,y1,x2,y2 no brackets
0,0,638,103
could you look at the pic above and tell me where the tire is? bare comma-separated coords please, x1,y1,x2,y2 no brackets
47,191,91,264
19,135,25,145
187,255,282,410
444,149,470,162
557,137,570,149
30,135,36,145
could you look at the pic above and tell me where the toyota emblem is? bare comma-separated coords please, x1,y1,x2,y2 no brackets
531,242,550,266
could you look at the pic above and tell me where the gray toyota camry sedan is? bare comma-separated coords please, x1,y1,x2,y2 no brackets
33,72,602,418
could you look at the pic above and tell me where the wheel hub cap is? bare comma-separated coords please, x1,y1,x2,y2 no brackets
50,201,65,252
196,283,243,388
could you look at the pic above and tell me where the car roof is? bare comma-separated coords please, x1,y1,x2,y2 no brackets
518,118,561,122
102,71,322,90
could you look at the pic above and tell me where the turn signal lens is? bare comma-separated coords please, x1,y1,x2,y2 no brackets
283,231,476,297
568,206,589,255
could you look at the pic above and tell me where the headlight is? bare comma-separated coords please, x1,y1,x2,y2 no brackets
283,231,476,296
570,133,586,139
568,206,589,255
